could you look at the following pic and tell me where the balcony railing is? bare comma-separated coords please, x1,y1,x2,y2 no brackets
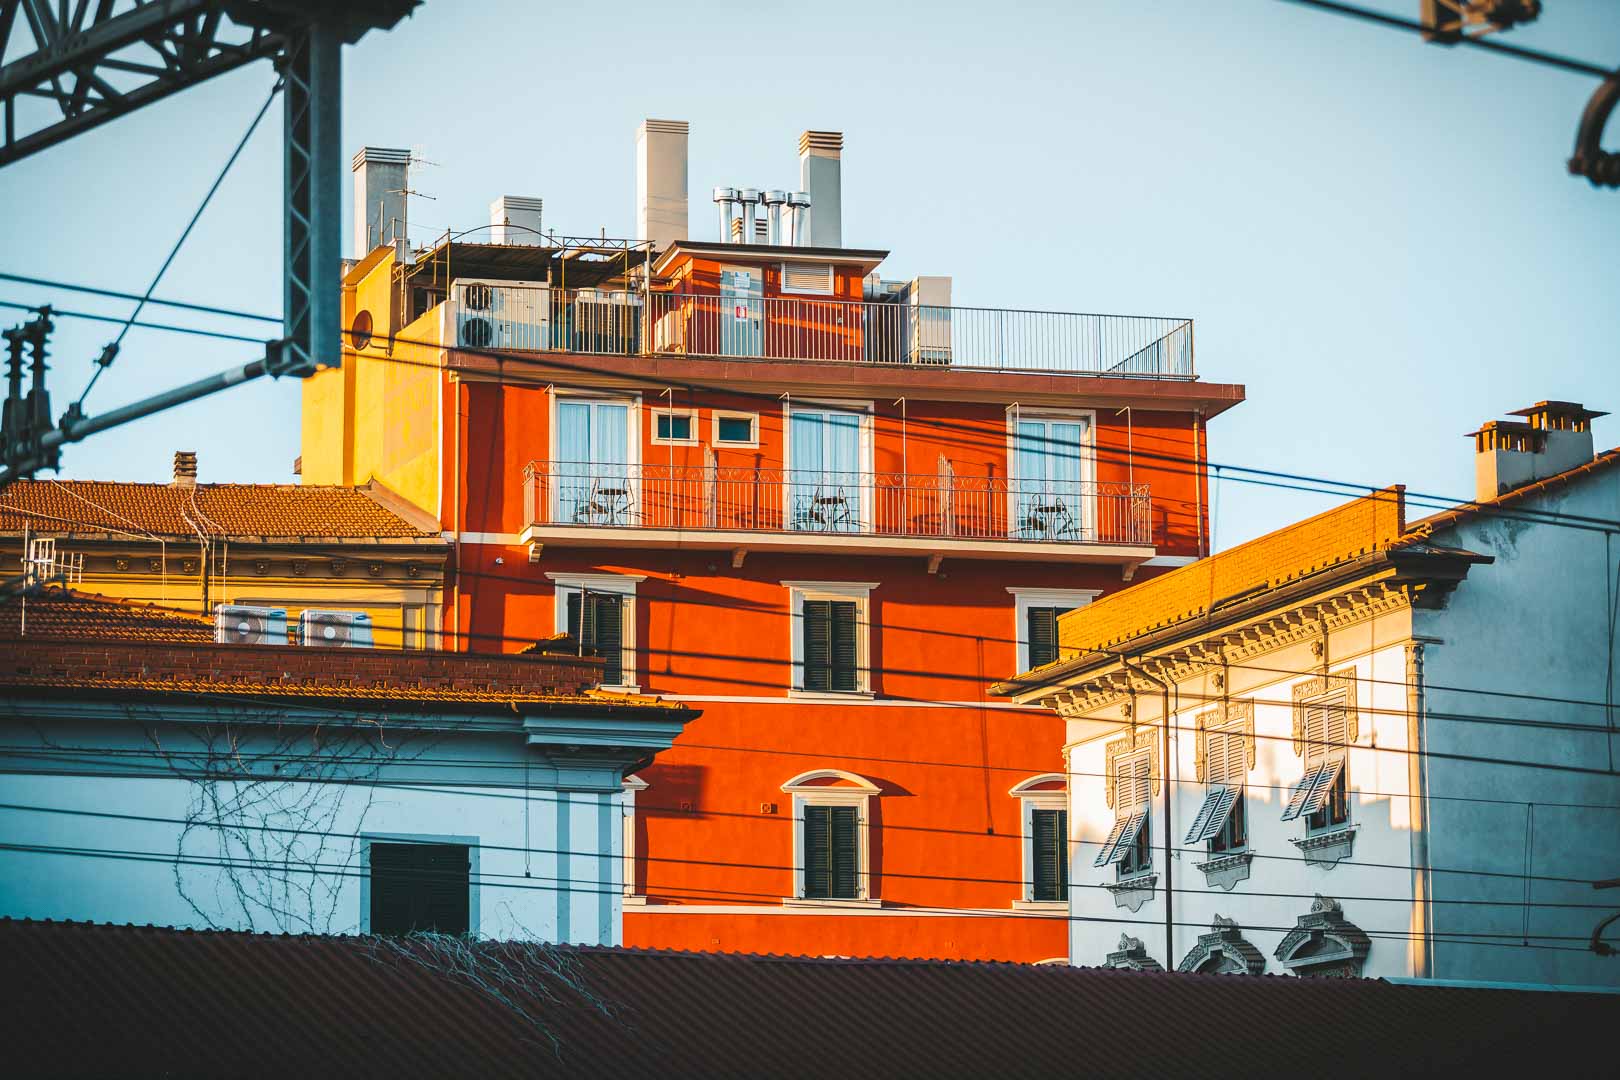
523,462,1153,547
449,284,1193,379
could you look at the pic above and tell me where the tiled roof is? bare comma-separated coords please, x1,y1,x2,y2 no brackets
0,588,214,644
0,920,1606,1079
1043,486,1407,661
0,478,442,539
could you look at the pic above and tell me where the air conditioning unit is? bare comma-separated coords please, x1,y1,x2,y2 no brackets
453,278,551,351
567,289,643,355
215,604,289,646
298,609,375,649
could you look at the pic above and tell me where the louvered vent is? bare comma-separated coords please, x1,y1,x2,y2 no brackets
781,262,834,295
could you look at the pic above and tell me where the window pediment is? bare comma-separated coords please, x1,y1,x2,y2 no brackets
1104,729,1160,811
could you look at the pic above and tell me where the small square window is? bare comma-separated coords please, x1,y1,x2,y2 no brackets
368,841,470,936
655,412,694,442
716,414,757,444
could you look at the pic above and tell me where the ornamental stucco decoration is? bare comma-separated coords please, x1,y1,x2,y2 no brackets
1273,895,1372,978
1104,934,1164,972
1103,728,1160,811
1177,915,1267,976
1290,667,1359,759
1194,700,1256,783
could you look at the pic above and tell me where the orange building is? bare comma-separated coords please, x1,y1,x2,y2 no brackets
303,126,1244,960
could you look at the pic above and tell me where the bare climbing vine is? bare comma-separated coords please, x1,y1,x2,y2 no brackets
142,713,430,935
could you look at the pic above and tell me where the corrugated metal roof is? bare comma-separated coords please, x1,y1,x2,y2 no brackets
0,920,1603,1078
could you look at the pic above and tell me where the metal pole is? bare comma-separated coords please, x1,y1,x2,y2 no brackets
277,19,341,377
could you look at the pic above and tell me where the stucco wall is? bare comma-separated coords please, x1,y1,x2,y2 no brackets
1418,471,1620,987
0,719,627,945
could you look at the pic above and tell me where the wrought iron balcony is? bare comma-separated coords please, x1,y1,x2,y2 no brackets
520,461,1155,565
449,285,1193,379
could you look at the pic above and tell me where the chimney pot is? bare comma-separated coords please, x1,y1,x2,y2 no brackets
490,196,543,245
1470,401,1605,502
173,450,198,488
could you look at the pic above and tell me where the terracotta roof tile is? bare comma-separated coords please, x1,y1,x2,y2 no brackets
0,920,1606,1078
0,587,214,643
0,479,441,539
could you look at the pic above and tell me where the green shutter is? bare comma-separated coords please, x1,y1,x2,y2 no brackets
803,804,832,897
370,842,470,936
1027,607,1060,669
567,591,623,685
830,804,859,899
802,600,832,692
1032,808,1067,902
830,600,858,692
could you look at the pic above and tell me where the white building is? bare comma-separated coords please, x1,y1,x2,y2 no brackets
0,588,694,944
994,401,1620,986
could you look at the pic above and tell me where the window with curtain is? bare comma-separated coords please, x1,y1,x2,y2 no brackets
556,400,632,524
1031,807,1068,902
802,803,859,899
368,842,470,936
789,408,863,533
1013,417,1086,540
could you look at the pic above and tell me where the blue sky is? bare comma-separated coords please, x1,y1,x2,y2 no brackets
2,0,1616,547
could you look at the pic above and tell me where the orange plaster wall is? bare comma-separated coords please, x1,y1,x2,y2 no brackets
625,912,1067,963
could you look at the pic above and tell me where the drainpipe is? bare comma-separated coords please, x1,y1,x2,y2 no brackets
1119,651,1174,966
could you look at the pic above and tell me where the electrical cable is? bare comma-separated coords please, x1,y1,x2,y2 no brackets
0,273,280,324
0,301,266,343
73,78,281,411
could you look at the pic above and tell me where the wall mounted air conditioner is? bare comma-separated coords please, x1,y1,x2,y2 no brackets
452,277,551,351
215,604,289,646
298,609,375,648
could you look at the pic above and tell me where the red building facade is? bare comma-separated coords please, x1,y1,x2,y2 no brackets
306,130,1243,960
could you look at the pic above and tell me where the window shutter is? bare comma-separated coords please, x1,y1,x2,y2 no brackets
1032,808,1067,902
421,844,472,935
1303,693,1348,764
830,804,859,899
1124,751,1152,810
369,842,470,936
1281,760,1344,821
781,262,834,295
1209,726,1246,785
1027,607,1060,669
802,600,832,692
1094,809,1146,867
1183,785,1238,844
803,804,831,898
592,593,624,685
830,600,858,692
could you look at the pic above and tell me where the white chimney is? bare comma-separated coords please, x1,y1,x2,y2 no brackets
636,118,689,249
490,196,544,245
350,147,411,257
798,130,842,248
1470,400,1605,502
173,450,198,489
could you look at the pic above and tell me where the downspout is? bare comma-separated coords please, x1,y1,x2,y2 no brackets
1407,642,1434,979
1119,650,1173,965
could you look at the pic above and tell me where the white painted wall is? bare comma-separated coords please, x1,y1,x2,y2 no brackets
0,717,631,945
1066,636,1420,977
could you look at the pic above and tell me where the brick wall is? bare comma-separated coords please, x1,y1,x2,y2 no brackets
1055,486,1405,657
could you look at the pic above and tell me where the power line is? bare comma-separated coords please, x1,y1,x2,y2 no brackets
0,274,280,324
2,800,1610,910
1277,0,1614,79
74,80,282,412
0,301,267,344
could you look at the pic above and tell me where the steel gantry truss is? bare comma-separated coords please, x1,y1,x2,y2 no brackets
0,1,417,481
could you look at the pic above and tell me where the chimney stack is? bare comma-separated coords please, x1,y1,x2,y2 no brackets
173,450,198,488
636,119,689,250
798,130,843,248
1469,400,1605,502
490,196,544,245
350,147,411,257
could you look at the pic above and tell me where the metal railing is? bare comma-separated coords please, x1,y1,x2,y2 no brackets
448,283,1193,378
523,462,1153,547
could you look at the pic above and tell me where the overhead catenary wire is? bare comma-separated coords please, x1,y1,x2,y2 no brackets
73,79,283,411
0,273,280,324
0,301,267,344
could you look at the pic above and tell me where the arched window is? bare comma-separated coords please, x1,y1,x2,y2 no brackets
1009,774,1068,906
781,770,880,905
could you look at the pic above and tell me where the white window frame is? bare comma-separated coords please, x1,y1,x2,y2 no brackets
780,769,880,906
712,410,760,448
546,571,646,693
1005,587,1103,673
1003,406,1098,541
1009,774,1068,908
782,580,878,698
780,397,876,536
547,389,642,525
621,774,648,905
651,406,700,446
